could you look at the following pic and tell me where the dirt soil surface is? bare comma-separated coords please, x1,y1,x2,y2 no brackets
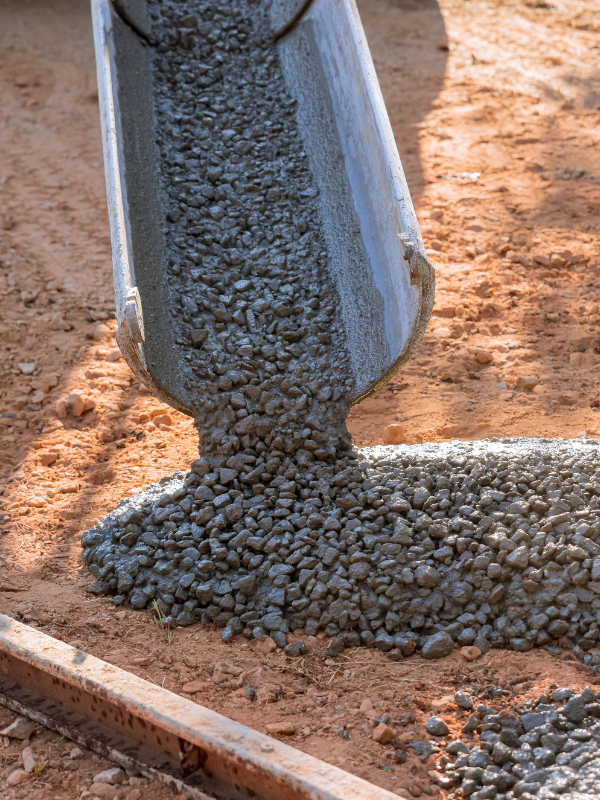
1,0,600,798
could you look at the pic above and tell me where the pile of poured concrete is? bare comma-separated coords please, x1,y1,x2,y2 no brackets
84,438,600,668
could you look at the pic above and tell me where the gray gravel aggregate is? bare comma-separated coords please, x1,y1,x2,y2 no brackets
83,437,600,667
435,686,600,800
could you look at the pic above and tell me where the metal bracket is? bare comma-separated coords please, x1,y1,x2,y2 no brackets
125,286,144,343
398,232,420,287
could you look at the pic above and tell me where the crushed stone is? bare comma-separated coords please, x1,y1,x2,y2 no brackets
433,686,600,800
83,438,600,668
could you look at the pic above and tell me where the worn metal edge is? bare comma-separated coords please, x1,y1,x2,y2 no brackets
91,0,195,418
0,614,399,800
271,0,318,39
110,0,153,40
353,250,435,405
307,0,434,405
0,690,213,800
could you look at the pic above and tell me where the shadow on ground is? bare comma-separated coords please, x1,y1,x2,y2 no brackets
358,0,448,200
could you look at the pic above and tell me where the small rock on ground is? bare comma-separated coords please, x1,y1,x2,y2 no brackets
426,716,449,736
421,632,454,660
0,717,36,740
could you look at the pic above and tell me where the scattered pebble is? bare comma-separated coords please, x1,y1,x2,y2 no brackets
92,767,126,785
426,716,450,736
26,496,47,508
58,481,79,493
360,699,374,714
21,746,36,773
253,636,277,656
17,362,35,375
0,717,36,740
373,722,396,744
256,684,279,704
436,686,600,800
63,391,94,417
181,679,210,694
91,782,119,799
441,424,461,438
384,423,406,444
132,655,153,666
284,640,308,657
421,632,454,660
460,645,482,662
266,721,296,735
326,637,345,657
455,691,474,710
516,375,539,390
7,769,29,786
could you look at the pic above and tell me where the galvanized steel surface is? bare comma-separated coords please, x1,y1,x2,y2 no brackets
92,0,432,413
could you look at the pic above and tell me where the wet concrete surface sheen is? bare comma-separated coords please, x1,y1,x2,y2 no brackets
438,685,600,800
84,428,600,668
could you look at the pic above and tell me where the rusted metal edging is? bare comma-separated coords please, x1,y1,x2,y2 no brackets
0,689,213,800
0,614,397,800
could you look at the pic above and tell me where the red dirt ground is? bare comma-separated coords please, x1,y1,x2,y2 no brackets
1,0,599,798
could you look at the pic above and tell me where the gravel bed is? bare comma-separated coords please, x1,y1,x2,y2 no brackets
432,686,600,800
83,438,600,663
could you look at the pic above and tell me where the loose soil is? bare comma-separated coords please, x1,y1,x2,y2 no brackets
1,0,600,798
